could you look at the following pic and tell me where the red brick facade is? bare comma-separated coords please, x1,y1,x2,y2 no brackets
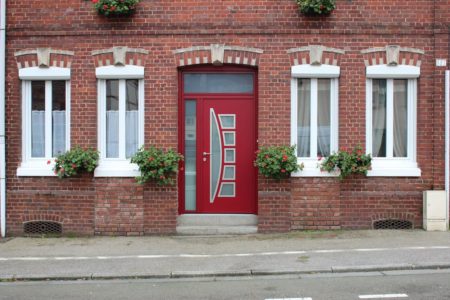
3,0,450,235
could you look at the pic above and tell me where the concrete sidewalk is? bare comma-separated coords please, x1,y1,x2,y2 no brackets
0,230,450,281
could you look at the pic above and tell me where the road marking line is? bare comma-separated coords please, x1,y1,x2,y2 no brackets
265,298,312,300
359,294,408,299
0,246,448,262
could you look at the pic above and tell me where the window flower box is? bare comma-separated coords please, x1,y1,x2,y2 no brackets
92,0,141,17
296,0,336,15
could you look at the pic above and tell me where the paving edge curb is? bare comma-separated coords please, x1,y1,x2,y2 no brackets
2,264,450,282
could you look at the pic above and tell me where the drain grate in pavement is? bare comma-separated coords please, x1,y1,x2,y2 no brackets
24,221,62,235
373,219,413,230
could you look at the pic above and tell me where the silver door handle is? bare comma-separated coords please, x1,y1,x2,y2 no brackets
203,152,211,156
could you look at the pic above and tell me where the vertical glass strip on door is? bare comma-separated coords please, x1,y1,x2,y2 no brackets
210,109,222,203
185,101,197,211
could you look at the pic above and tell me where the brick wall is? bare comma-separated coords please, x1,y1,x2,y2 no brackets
3,0,449,235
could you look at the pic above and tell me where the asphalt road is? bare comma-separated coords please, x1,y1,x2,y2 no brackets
1,270,450,300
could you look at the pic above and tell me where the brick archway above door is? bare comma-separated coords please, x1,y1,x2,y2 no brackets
172,44,264,67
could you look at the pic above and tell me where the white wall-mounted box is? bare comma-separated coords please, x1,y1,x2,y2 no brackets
423,190,447,231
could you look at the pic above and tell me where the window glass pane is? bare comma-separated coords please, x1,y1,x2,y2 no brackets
219,115,235,129
184,73,254,93
185,100,196,211
297,79,311,157
106,80,119,158
210,109,222,202
126,80,139,158
219,183,235,197
31,81,45,157
393,80,408,157
372,79,387,157
223,132,235,146
223,166,235,180
317,79,331,157
52,81,66,156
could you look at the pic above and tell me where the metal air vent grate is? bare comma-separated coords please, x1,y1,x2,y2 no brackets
24,221,62,235
373,219,413,230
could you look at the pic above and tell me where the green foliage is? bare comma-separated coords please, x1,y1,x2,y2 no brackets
320,146,372,180
254,145,304,179
295,0,336,15
53,147,99,178
92,0,140,16
130,146,184,186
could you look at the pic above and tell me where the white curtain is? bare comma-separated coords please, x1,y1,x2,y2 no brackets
52,111,66,156
317,79,331,157
31,111,45,157
126,111,139,158
393,80,408,157
297,79,311,157
106,111,119,158
372,80,387,157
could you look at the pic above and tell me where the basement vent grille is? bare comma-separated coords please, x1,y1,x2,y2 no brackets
24,221,62,235
373,219,413,230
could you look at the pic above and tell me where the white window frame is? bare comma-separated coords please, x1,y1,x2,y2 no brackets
94,65,145,177
17,67,71,177
366,64,421,177
290,64,339,177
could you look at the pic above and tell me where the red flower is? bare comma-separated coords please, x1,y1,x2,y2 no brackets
47,160,51,165
282,155,288,162
92,0,98,3
71,163,77,169
160,175,165,179
319,5,325,10
265,155,270,159
281,169,286,173
103,4,108,9
148,157,154,162
110,5,116,11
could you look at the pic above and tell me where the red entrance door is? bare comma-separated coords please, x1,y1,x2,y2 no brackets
179,69,257,214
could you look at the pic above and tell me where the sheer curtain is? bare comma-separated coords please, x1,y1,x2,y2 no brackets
297,79,311,157
126,111,138,158
31,111,45,157
393,80,408,157
372,80,387,157
52,111,66,156
317,79,331,157
106,111,119,158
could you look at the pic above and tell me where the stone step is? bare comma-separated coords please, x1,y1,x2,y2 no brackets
176,225,258,235
177,214,258,226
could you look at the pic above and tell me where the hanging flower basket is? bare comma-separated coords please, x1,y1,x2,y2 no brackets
295,0,336,15
92,0,141,17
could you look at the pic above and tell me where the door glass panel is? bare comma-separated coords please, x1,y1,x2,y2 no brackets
372,79,387,157
184,73,254,94
185,100,197,211
31,81,45,157
126,79,139,158
223,132,235,146
219,115,235,129
297,79,311,157
210,109,222,203
52,81,66,157
219,183,235,197
224,149,235,163
106,80,119,158
317,79,331,157
223,166,235,180
393,80,408,157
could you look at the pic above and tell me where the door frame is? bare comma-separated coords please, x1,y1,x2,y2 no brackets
178,65,259,214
